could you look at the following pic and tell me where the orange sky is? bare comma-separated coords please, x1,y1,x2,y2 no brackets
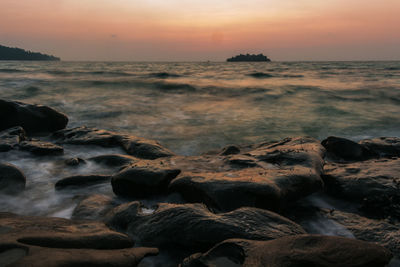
1,0,399,61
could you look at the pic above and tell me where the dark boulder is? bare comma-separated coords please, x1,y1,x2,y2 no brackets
181,235,392,267
0,99,68,134
111,166,180,197
0,163,26,194
219,145,241,156
72,194,115,220
105,202,305,250
359,137,400,158
170,137,325,212
0,126,27,152
322,158,400,219
321,136,376,161
53,126,174,159
0,212,157,266
55,175,111,190
19,140,63,155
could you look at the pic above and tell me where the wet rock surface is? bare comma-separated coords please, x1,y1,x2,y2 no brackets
72,194,115,220
55,174,111,190
106,202,305,250
0,212,158,267
19,140,63,155
0,163,26,194
112,166,180,197
181,235,393,267
52,126,175,159
0,99,68,134
0,127,27,152
322,158,400,219
170,137,325,212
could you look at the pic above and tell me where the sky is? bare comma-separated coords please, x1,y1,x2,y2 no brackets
1,0,399,61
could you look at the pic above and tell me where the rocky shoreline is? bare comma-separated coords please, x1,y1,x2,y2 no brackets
0,99,399,266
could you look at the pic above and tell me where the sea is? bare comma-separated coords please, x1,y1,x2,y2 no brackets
0,60,399,221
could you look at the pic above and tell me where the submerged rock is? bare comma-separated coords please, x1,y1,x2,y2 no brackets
106,202,305,250
53,126,174,159
111,166,181,197
64,157,86,166
19,140,63,155
170,137,325,212
55,174,111,190
0,212,157,266
181,235,392,267
88,154,137,168
0,126,27,152
0,99,68,134
322,158,400,219
0,163,26,194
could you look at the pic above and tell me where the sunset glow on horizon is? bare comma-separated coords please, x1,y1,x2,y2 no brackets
1,0,399,61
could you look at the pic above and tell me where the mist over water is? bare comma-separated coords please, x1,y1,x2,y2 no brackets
0,61,399,219
0,61,399,155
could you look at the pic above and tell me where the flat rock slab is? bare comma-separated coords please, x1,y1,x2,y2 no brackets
55,175,111,190
360,137,400,158
0,99,68,134
181,235,393,267
88,154,137,168
0,212,157,267
322,158,400,218
0,163,26,194
19,140,63,156
52,126,174,159
106,202,305,250
168,137,325,212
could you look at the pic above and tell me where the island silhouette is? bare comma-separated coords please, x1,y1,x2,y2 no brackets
227,53,271,62
0,44,60,61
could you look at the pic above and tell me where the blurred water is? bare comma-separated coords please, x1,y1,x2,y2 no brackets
0,61,399,218
0,61,399,155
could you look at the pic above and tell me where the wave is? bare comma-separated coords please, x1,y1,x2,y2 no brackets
384,67,400,71
46,70,132,77
0,68,24,73
248,72,274,78
148,72,181,78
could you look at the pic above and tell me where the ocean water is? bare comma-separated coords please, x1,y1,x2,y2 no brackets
1,61,399,155
0,61,399,218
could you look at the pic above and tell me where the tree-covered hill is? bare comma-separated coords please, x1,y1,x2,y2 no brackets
0,44,60,61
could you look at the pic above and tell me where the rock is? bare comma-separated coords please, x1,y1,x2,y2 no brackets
106,202,305,250
170,137,325,212
181,235,392,267
321,136,376,161
0,163,26,194
64,157,86,166
322,158,400,219
53,126,174,159
111,166,181,197
320,209,400,256
89,154,137,168
0,212,157,266
9,247,159,267
55,175,111,190
72,194,115,220
219,145,241,156
19,140,63,155
0,126,27,152
359,137,400,158
0,99,68,134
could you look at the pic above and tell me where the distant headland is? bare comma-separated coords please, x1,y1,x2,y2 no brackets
227,53,271,62
0,44,60,61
